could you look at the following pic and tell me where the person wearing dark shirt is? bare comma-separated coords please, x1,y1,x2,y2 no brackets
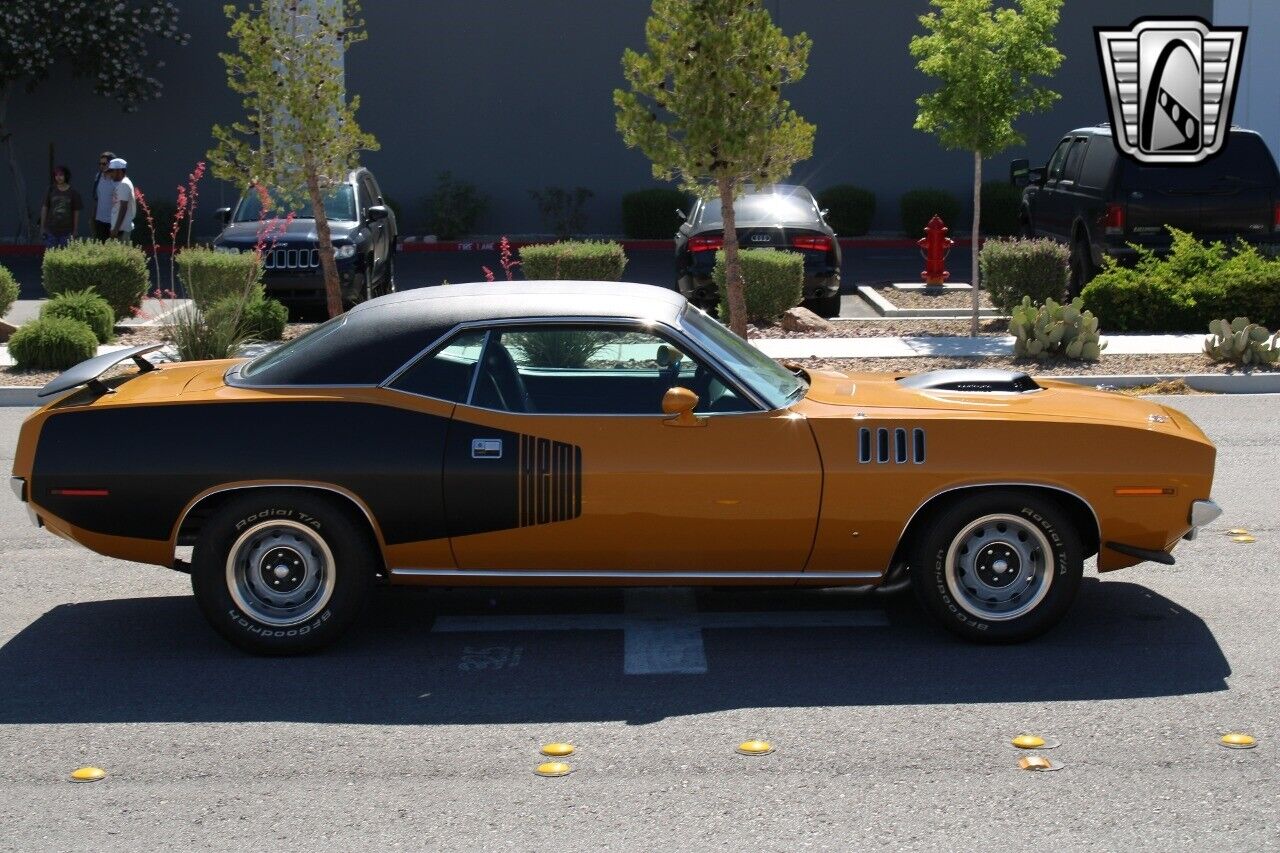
40,165,82,249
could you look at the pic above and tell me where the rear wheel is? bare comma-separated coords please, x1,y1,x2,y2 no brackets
909,490,1083,642
1068,236,1095,297
810,292,842,318
191,490,373,655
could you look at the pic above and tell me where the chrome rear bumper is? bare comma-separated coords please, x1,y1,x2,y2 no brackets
1184,499,1223,540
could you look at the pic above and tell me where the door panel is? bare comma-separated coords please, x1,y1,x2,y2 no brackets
443,405,822,572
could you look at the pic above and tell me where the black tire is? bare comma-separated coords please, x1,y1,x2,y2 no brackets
1068,236,1095,298
191,490,374,655
909,489,1083,643
380,251,397,296
809,292,842,319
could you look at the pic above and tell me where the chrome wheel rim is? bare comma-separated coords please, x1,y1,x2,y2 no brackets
944,513,1054,621
225,520,335,627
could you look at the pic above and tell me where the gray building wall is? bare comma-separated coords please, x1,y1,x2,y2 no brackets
3,0,1218,239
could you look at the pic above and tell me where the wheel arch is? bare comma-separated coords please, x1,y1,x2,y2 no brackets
173,482,387,576
890,483,1101,570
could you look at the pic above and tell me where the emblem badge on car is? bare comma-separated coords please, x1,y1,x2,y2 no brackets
1095,18,1246,165
750,234,772,242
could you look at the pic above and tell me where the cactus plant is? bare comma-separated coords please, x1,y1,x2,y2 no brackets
1009,296,1107,361
1203,317,1280,365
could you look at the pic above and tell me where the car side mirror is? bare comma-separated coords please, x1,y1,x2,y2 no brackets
365,204,389,223
1010,159,1030,188
215,207,232,225
675,208,687,221
661,386,704,428
1028,167,1047,186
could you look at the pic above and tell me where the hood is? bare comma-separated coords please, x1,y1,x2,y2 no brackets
216,218,358,245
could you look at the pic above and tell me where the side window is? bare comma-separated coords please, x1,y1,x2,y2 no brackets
361,176,381,208
1077,139,1117,189
389,330,486,402
355,179,373,213
469,326,755,416
1045,138,1072,180
1062,138,1088,183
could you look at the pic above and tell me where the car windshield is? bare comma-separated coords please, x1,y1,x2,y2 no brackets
696,192,818,225
234,185,357,222
239,315,348,379
680,306,806,409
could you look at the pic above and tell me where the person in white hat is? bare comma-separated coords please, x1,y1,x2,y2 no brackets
106,157,136,240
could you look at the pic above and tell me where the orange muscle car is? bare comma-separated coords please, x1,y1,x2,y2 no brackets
11,282,1220,653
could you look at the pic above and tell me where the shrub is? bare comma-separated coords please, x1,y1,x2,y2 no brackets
506,330,615,368
40,290,114,343
621,188,689,238
1009,296,1106,361
1204,317,1279,365
425,171,488,239
980,181,1023,236
519,241,628,281
712,248,804,325
817,185,875,236
530,186,593,238
205,288,289,342
7,316,99,370
0,264,19,319
165,303,250,362
42,238,149,320
979,238,1069,313
1081,229,1280,331
176,247,261,309
900,188,962,237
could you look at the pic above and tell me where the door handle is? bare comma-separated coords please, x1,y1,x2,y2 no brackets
471,438,503,459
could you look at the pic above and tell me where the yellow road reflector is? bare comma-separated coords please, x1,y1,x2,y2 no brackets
736,740,775,756
540,742,574,757
69,766,105,783
1018,755,1062,772
1225,529,1249,536
534,761,573,777
1010,734,1059,750
1231,535,1256,543
1220,733,1258,749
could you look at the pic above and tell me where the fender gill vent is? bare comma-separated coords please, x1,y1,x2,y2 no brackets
897,369,1041,393
913,428,926,463
859,427,926,464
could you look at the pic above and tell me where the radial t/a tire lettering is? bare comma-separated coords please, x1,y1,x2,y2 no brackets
190,490,373,655
909,489,1083,643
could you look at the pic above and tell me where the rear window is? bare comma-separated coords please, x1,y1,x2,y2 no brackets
1118,134,1280,190
697,194,819,225
1077,139,1117,189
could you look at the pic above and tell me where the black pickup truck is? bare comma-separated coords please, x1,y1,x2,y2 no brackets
1011,125,1280,294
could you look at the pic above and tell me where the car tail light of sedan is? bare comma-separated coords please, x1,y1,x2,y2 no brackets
1103,203,1125,236
1273,201,1280,230
791,235,833,251
689,235,724,253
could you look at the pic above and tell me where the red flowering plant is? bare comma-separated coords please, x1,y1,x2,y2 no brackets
481,235,521,282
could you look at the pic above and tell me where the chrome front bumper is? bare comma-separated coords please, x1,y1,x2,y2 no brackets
1184,499,1223,540
11,476,41,528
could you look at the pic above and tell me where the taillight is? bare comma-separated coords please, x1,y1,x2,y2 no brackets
1103,203,1125,235
688,235,723,252
791,235,833,251
1273,201,1280,229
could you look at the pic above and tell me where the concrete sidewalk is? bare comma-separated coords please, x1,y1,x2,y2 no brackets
752,333,1206,359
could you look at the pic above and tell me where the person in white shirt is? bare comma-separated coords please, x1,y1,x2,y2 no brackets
92,151,117,240
106,157,136,240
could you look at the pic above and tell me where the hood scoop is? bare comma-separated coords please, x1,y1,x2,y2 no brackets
897,369,1041,394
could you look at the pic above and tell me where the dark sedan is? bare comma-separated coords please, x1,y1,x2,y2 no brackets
212,167,397,315
676,185,842,317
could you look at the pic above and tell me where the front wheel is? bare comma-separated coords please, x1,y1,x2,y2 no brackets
909,490,1083,643
191,490,374,654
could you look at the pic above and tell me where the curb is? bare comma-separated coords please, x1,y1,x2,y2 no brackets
856,285,1003,319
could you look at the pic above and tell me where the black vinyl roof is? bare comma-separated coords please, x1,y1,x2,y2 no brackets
235,281,688,387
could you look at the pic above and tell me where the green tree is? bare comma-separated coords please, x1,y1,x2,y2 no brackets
0,1,186,241
615,0,815,337
910,0,1063,335
208,0,378,318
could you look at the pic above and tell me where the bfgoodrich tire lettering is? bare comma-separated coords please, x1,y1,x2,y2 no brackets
191,490,373,654
909,489,1083,643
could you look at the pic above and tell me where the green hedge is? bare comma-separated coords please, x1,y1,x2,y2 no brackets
8,316,99,370
0,264,18,319
713,248,804,325
622,188,689,239
205,289,289,342
177,247,262,309
900,188,962,237
980,181,1023,237
979,238,1069,314
817,185,875,236
42,239,149,320
1081,229,1280,331
519,240,628,281
40,289,114,343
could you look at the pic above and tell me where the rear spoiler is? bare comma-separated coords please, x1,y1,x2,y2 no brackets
37,344,164,398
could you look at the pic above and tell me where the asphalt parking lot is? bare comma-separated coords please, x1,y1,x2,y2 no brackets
0,396,1275,851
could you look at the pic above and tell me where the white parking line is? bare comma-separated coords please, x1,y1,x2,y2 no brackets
432,587,889,675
